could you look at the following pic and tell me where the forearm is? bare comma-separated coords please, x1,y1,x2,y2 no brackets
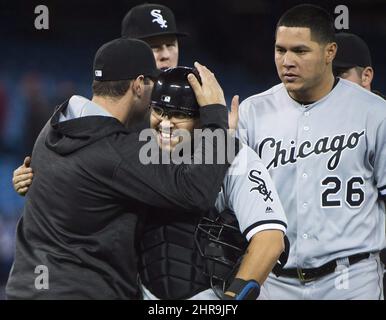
181,104,238,211
115,105,239,213
235,230,284,285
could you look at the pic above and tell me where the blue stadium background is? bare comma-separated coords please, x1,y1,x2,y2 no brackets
0,0,385,299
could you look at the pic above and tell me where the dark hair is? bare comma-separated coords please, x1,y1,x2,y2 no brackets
333,66,364,78
92,77,153,98
92,80,132,98
276,4,335,44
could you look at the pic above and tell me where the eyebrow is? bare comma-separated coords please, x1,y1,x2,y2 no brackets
149,41,176,49
147,38,177,46
275,44,311,51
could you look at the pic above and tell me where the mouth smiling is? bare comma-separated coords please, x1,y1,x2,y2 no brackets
156,127,179,146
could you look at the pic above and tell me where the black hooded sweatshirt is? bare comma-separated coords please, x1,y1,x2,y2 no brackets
6,95,236,299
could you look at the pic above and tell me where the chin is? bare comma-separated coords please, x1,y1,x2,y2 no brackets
283,81,303,94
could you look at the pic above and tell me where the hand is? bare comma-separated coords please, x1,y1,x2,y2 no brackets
12,156,33,196
223,291,236,300
187,61,226,107
228,95,239,131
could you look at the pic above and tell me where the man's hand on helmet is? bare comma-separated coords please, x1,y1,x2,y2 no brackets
187,61,226,107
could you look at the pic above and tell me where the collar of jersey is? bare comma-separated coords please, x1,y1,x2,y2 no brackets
284,78,341,112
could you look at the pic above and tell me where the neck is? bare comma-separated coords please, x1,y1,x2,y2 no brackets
289,73,335,103
91,95,132,124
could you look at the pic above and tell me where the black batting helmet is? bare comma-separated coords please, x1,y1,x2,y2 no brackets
151,66,201,117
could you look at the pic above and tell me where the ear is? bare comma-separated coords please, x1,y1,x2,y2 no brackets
131,75,145,98
325,42,337,64
361,67,374,88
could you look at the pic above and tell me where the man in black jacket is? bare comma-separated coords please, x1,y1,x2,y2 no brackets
6,38,237,299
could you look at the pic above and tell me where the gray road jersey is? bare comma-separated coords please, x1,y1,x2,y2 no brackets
215,144,287,240
237,79,386,268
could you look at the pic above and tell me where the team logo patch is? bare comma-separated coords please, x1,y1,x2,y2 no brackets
265,206,274,213
151,9,168,28
248,170,273,202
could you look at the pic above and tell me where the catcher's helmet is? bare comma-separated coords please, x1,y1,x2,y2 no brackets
195,209,291,298
151,66,201,117
194,209,247,297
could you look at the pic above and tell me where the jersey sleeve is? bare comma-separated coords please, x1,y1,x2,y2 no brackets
218,146,287,241
236,100,249,145
374,118,386,199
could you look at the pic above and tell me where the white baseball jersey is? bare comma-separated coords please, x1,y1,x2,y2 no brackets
238,79,386,269
215,144,287,240
142,143,287,300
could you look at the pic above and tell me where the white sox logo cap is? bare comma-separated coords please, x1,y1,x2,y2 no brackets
150,9,167,28
121,3,188,39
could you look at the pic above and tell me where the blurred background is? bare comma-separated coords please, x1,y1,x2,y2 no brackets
0,0,385,299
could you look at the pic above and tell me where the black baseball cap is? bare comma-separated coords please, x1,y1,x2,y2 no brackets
121,3,188,39
333,32,372,69
93,38,161,81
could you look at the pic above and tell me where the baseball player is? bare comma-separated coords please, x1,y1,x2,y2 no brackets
121,3,184,71
237,4,385,299
333,32,386,99
139,66,287,300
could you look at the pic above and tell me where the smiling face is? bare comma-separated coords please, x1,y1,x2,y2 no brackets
150,105,199,152
275,26,336,101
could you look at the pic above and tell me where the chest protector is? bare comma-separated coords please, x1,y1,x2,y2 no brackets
139,209,210,299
